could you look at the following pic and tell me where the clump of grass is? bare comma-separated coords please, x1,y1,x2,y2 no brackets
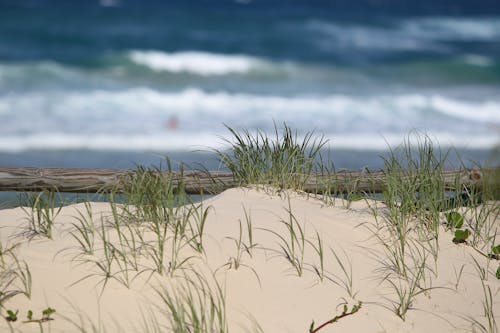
0,242,32,312
185,201,212,254
222,205,258,270
384,255,434,321
68,202,96,258
308,231,325,282
156,271,228,333
464,260,499,333
121,160,210,271
71,218,118,293
382,134,452,239
265,197,307,277
66,159,215,292
21,190,62,239
216,123,327,191
327,247,358,299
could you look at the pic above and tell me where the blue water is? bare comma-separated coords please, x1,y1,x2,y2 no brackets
0,0,499,167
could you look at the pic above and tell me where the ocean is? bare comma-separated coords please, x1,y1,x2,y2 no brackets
0,0,499,171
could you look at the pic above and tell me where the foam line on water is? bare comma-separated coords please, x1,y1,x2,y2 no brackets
0,88,498,125
0,132,496,153
0,88,498,151
127,50,267,75
307,16,500,52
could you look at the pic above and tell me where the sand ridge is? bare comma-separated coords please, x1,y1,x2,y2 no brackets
0,187,498,332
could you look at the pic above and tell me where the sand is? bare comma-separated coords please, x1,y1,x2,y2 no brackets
0,187,498,332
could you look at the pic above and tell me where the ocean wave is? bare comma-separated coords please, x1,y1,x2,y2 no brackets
0,88,498,151
0,88,498,127
430,95,500,123
402,17,500,42
0,131,496,153
307,16,500,52
0,133,220,152
461,54,495,67
307,20,438,52
127,50,268,75
0,61,85,83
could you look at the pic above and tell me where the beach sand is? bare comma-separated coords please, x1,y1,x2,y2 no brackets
0,187,498,332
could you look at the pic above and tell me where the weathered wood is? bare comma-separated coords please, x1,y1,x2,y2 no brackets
0,167,495,195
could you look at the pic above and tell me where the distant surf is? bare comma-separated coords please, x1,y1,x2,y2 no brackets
0,87,498,152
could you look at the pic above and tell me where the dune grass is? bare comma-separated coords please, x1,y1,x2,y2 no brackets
216,123,327,191
20,190,62,240
156,271,228,333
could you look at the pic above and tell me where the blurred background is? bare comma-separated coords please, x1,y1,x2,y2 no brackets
0,0,499,171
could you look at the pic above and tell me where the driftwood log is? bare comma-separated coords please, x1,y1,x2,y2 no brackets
0,167,495,195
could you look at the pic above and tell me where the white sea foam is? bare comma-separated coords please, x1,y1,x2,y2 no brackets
1,88,498,124
403,17,500,41
0,88,498,151
128,50,265,75
431,95,500,123
307,16,500,52
0,131,496,153
307,20,436,52
0,133,222,152
462,54,494,67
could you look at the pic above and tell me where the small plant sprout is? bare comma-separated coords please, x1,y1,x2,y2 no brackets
309,301,362,333
12,254,32,299
327,247,357,298
22,307,57,325
0,242,19,268
453,264,466,290
445,211,472,244
453,229,471,244
186,201,213,253
70,201,96,257
223,206,258,269
307,231,325,282
465,280,498,333
5,309,18,322
488,243,500,280
241,205,258,257
446,211,465,230
265,197,307,277
385,261,433,321
490,244,500,260
71,219,117,294
224,219,249,270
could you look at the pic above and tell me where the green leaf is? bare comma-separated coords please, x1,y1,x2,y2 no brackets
6,309,18,322
27,310,33,320
309,320,315,331
446,211,464,229
453,229,470,244
347,193,363,202
496,265,500,280
42,307,56,317
492,245,500,255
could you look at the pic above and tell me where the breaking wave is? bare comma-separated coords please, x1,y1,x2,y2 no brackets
127,50,268,75
0,88,498,151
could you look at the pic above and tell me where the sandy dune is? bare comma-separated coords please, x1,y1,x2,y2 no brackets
0,187,498,332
